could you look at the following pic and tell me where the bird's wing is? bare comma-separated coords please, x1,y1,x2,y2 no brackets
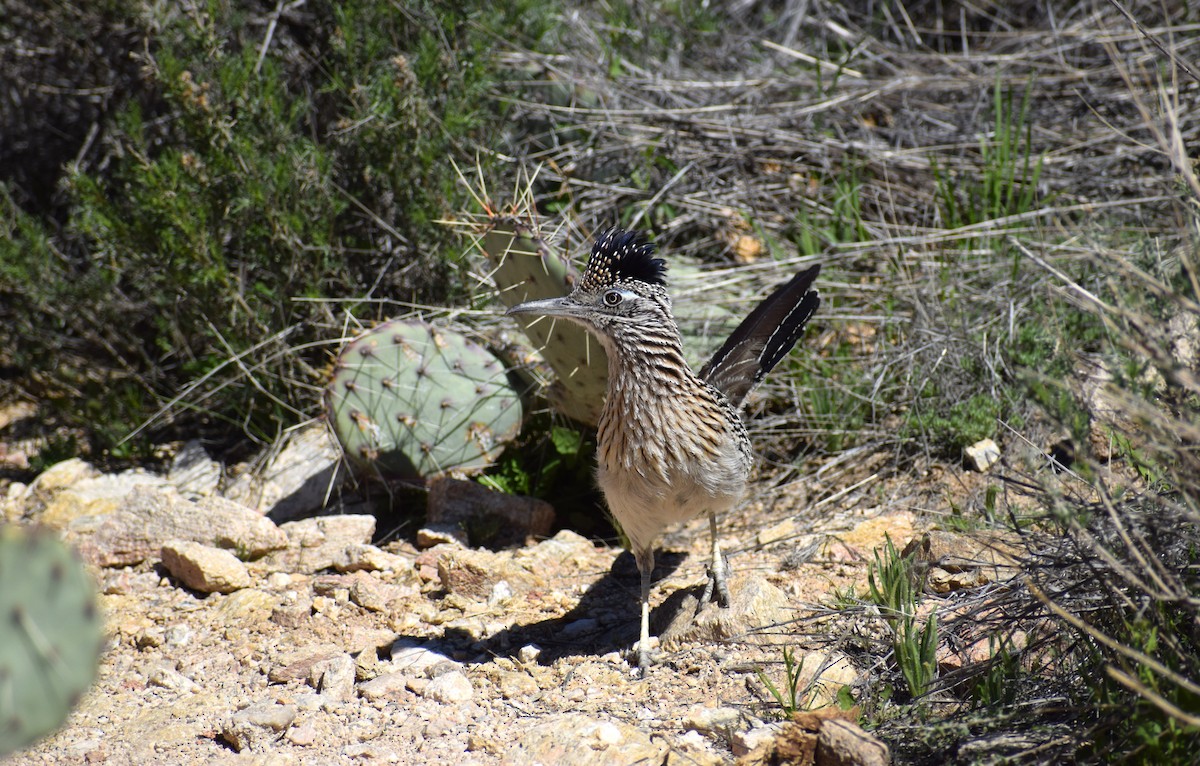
699,264,821,407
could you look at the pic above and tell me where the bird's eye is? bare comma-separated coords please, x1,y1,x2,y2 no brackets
603,290,623,307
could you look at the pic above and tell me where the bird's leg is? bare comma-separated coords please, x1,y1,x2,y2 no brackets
633,547,656,676
699,513,732,609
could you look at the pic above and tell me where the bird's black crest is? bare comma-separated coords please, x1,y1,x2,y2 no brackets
579,228,667,292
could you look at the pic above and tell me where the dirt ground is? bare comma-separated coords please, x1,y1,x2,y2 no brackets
0,429,1007,765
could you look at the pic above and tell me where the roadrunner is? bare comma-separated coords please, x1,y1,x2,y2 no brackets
507,228,820,673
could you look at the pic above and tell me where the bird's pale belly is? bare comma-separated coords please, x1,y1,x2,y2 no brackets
597,454,744,555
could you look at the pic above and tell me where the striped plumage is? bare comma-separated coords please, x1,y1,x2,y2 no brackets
507,227,820,674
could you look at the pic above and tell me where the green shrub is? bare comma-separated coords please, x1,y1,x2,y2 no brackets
0,0,560,456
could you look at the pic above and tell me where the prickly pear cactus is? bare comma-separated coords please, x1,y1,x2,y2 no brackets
325,319,522,481
0,527,104,756
480,218,609,425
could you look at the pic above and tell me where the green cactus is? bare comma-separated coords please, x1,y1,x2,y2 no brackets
479,217,609,425
325,318,522,481
0,527,104,756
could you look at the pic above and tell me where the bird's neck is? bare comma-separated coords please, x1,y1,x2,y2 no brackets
600,324,705,407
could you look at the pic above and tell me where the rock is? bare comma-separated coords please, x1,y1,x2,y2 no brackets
262,515,377,574
215,589,278,622
561,618,599,638
963,438,1001,472
937,624,1027,673
837,512,916,559
145,660,200,693
492,669,539,699
390,643,460,676
29,458,101,493
415,525,465,549
797,652,859,709
927,566,987,593
733,723,785,757
269,644,346,683
517,644,542,664
739,708,858,766
220,702,297,752
225,424,345,521
1169,309,1199,370
422,670,474,703
425,476,555,547
286,718,319,746
902,530,1021,587
505,713,669,766
1075,355,1140,461
271,599,313,628
71,486,287,567
161,540,251,593
166,439,222,498
685,705,756,735
311,654,356,701
669,732,727,766
816,719,890,766
436,547,529,601
357,671,412,702
332,543,410,573
312,570,412,613
39,467,168,530
756,517,799,547
346,627,399,656
660,575,791,647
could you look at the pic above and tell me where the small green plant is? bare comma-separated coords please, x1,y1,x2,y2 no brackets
758,646,807,716
902,391,1002,458
972,637,1021,707
867,535,918,618
827,581,861,608
867,535,939,700
934,76,1044,233
895,612,939,699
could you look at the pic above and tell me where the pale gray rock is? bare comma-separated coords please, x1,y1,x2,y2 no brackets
733,722,786,757
816,718,890,766
660,574,791,647
72,486,287,567
357,671,412,701
167,439,222,498
220,702,297,752
684,705,757,736
504,713,668,765
261,515,376,574
268,644,346,684
422,670,473,703
310,654,356,702
963,437,1001,472
390,643,460,676
225,424,344,521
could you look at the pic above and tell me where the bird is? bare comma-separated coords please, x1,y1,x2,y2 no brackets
506,227,820,674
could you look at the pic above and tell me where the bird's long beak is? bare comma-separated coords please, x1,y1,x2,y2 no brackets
505,296,584,319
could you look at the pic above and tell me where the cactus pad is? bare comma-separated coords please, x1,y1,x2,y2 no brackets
481,219,609,424
0,527,104,756
325,319,522,480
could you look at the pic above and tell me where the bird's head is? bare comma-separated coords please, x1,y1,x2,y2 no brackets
506,228,673,337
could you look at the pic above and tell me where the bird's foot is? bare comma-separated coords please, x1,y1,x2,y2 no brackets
630,636,661,678
699,552,732,610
